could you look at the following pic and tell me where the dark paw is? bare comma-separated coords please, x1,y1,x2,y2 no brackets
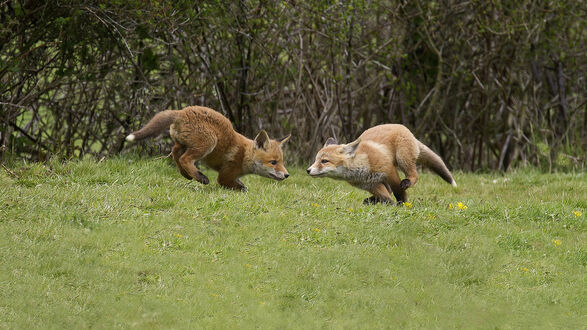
400,179,411,190
196,173,210,185
236,179,248,192
363,196,390,205
363,196,377,205
179,171,193,180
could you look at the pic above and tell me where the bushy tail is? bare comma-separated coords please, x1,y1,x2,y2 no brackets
417,141,457,187
126,110,178,142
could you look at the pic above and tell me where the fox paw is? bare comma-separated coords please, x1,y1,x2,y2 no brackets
400,179,411,190
195,173,210,185
363,196,390,205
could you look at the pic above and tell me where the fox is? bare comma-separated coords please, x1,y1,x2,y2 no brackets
126,105,290,191
306,124,457,205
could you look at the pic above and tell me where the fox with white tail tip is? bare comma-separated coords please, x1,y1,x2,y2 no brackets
126,106,290,191
307,124,456,205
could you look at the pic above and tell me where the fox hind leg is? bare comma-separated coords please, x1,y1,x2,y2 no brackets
171,143,191,180
395,150,419,190
386,168,407,204
178,144,215,184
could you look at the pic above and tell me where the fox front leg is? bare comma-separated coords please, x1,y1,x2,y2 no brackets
363,183,393,205
218,178,248,192
217,168,248,192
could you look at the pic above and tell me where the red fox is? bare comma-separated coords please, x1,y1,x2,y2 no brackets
306,124,456,204
126,106,290,191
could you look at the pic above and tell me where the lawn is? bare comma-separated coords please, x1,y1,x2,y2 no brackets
0,158,585,328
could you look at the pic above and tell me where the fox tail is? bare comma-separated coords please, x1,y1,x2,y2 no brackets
417,141,457,187
126,110,178,142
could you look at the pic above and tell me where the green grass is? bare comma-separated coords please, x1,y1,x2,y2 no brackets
1,158,585,328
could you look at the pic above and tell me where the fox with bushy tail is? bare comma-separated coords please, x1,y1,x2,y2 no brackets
126,106,290,191
306,124,456,205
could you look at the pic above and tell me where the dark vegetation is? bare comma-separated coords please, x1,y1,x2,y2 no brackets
1,0,585,171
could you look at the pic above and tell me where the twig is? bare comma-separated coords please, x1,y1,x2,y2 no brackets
154,152,172,160
2,164,18,178
0,102,30,109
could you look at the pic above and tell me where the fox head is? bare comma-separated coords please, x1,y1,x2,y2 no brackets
250,130,291,180
306,137,361,178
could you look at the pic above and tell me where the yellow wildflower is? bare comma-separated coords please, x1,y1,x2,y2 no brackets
312,228,321,232
312,203,320,207
520,267,530,272
348,207,353,212
552,239,562,247
573,210,582,218
448,203,454,209
402,202,413,208
174,233,183,238
457,202,468,210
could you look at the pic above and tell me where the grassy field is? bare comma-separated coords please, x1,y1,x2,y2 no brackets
0,157,585,328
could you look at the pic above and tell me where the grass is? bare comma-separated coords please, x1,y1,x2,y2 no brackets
1,157,585,328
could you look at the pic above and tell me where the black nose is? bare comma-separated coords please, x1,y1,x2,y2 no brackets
284,173,289,178
306,168,311,174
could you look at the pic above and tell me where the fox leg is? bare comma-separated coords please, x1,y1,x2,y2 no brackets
171,143,191,180
217,167,247,192
363,183,393,205
396,154,419,190
386,168,407,204
178,145,214,184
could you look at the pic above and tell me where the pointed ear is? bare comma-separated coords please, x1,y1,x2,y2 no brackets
254,130,270,149
277,134,291,145
343,138,361,155
323,137,338,148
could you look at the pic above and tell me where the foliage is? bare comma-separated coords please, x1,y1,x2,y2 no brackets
1,0,585,171
0,158,585,327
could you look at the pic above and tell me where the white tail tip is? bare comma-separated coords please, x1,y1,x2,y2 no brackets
451,180,457,187
126,134,135,142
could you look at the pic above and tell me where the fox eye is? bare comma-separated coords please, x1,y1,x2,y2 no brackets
321,159,329,164
270,160,278,165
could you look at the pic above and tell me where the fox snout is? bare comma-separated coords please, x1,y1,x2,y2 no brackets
272,170,289,180
306,166,322,177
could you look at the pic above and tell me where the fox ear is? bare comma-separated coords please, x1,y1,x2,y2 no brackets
343,138,361,155
277,134,291,145
254,130,270,150
323,137,338,148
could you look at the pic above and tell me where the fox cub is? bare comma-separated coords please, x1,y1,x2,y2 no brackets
126,106,290,191
307,124,456,205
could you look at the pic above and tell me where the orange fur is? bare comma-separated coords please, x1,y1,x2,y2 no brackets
127,106,290,191
307,124,456,204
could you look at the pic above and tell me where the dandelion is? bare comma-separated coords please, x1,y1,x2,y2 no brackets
312,228,321,232
520,267,530,272
348,207,353,212
552,239,562,247
448,203,454,210
174,233,183,238
312,202,320,207
457,202,468,210
402,202,413,208
573,210,582,218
